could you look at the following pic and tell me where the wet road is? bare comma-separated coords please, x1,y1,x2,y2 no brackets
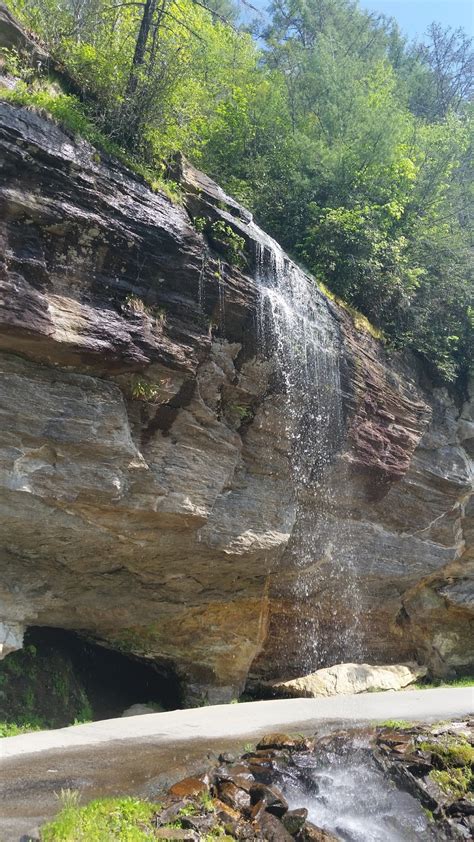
1,687,472,841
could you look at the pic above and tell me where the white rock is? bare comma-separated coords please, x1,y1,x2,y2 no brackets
121,703,162,717
269,662,427,698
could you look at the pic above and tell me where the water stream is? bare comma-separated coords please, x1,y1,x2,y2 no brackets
253,231,363,671
279,739,433,842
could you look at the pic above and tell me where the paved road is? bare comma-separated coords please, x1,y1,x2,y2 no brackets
0,687,472,841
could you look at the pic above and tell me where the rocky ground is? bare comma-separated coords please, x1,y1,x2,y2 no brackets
33,722,473,841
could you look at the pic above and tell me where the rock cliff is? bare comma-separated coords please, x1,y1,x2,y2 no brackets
0,78,472,701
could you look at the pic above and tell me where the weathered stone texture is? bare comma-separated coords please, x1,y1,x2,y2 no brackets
0,91,472,700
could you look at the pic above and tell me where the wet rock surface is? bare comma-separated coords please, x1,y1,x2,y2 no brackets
97,723,473,840
374,719,474,839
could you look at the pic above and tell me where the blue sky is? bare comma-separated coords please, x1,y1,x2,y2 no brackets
246,1,474,39
361,1,473,39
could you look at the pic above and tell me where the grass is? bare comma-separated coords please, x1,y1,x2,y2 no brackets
40,796,162,841
40,794,230,841
0,80,182,204
412,676,474,690
0,720,43,737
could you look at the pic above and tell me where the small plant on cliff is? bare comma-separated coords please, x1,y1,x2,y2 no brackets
0,46,30,81
229,404,253,424
131,378,162,402
193,216,207,234
125,295,166,322
200,790,215,812
209,221,246,268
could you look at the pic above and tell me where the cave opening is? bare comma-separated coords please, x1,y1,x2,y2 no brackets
0,626,183,729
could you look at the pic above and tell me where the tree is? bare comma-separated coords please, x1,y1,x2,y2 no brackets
409,24,473,120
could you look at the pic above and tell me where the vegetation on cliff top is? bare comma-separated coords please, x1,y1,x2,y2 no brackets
2,0,473,383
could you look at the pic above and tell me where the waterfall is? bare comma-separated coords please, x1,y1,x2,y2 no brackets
280,737,433,841
253,231,363,673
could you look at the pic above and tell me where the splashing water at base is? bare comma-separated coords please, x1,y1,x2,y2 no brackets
253,231,364,670
281,741,433,842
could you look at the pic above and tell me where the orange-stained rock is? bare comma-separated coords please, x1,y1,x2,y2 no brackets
168,776,208,799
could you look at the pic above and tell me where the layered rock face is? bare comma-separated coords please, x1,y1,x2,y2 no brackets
0,89,472,701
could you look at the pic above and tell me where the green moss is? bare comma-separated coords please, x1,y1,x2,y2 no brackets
420,733,474,800
420,738,474,768
318,280,385,340
110,624,162,655
380,720,413,729
40,796,162,841
429,767,473,798
0,638,92,735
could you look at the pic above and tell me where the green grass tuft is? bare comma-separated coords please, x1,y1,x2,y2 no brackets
40,796,162,841
0,720,43,737
412,676,474,690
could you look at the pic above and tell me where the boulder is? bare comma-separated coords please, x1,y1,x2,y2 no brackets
297,823,339,842
258,812,294,841
249,783,288,817
121,703,162,717
168,776,209,799
268,662,427,698
282,808,308,835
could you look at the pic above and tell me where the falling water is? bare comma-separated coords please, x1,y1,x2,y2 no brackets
279,738,433,841
253,231,363,672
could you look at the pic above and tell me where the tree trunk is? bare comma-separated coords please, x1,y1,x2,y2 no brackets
126,0,157,99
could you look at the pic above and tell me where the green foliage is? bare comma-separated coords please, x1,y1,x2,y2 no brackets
0,719,43,737
208,220,246,267
429,767,473,798
0,638,93,734
40,796,161,842
0,45,30,79
412,675,474,690
5,0,474,383
130,378,163,402
193,216,207,233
